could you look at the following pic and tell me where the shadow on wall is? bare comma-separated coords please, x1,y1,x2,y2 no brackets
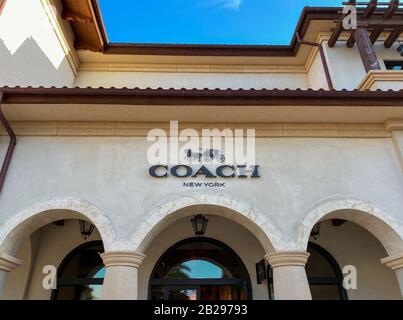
0,37,73,88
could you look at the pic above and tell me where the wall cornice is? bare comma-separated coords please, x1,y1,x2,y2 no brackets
358,71,403,91
78,62,307,74
0,121,391,138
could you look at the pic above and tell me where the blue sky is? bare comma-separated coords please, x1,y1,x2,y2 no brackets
99,0,344,45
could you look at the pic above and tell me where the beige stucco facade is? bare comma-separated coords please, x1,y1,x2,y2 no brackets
0,0,403,301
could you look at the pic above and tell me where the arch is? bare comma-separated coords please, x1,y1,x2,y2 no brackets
130,192,287,253
296,198,403,255
0,196,117,255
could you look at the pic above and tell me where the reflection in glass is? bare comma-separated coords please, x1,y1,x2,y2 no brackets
166,260,231,279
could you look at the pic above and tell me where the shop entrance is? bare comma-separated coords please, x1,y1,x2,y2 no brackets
149,237,252,300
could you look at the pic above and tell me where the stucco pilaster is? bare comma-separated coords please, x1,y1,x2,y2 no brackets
385,119,403,172
0,253,21,298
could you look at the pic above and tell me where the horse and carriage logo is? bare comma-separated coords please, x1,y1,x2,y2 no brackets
184,148,226,163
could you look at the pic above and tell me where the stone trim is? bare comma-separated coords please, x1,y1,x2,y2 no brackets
0,253,22,272
0,196,117,253
385,119,403,131
0,121,391,138
79,62,306,74
265,251,310,268
381,254,403,270
130,192,286,253
101,251,146,269
296,198,403,254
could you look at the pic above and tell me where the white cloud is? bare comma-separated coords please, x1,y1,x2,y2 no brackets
222,0,242,10
201,0,243,11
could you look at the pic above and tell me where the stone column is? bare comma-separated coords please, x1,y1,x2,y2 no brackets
381,253,403,297
100,251,145,300
0,253,22,298
265,251,312,300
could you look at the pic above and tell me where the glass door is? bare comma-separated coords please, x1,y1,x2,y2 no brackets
149,238,252,301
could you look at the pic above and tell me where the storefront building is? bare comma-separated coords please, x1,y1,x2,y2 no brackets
0,0,403,300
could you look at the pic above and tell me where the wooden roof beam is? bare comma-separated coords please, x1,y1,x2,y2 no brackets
331,1,359,48
384,29,401,47
347,32,356,47
74,39,102,52
62,8,93,23
329,19,345,47
384,0,400,19
363,0,378,18
370,27,383,43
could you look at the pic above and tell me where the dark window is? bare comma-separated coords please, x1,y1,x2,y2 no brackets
149,237,252,300
384,61,403,70
52,241,105,300
267,242,347,300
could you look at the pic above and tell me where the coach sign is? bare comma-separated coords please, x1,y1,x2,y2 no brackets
149,164,260,178
147,121,259,179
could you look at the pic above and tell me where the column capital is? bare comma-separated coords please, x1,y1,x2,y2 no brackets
265,251,310,268
381,253,403,270
101,251,146,269
0,253,22,272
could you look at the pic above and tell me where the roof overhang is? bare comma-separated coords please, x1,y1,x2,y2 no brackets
1,87,403,123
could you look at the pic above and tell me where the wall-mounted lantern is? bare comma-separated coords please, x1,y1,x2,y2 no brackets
310,222,321,240
79,220,95,240
191,215,208,236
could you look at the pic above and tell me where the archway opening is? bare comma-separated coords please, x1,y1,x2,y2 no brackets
304,212,402,300
1,213,106,300
138,207,271,300
149,237,252,300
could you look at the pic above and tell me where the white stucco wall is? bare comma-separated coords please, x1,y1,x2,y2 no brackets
307,50,328,90
73,71,309,90
0,0,75,87
323,41,403,90
0,136,402,254
74,42,403,91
